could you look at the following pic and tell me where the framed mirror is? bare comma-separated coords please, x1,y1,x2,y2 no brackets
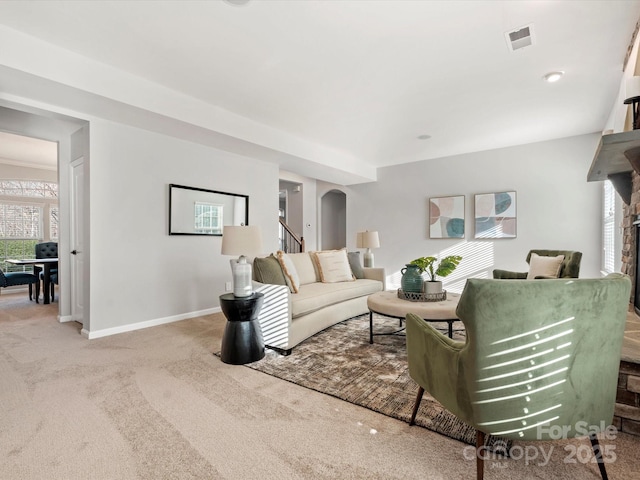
169,184,249,235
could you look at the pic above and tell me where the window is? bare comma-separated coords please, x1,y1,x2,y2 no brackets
0,180,58,272
0,180,58,198
602,180,615,274
50,205,59,240
194,202,223,234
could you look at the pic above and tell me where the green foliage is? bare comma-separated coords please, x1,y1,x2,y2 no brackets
410,255,462,281
0,239,38,272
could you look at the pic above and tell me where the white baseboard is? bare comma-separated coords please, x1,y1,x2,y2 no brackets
58,314,73,323
83,307,222,340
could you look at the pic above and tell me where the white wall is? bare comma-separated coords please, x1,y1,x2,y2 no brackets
346,133,603,293
88,119,278,336
280,170,318,251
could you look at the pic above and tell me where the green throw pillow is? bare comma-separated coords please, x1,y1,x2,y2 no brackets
348,251,364,279
254,254,287,285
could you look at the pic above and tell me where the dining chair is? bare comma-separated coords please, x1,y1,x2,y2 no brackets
0,267,40,302
34,242,58,301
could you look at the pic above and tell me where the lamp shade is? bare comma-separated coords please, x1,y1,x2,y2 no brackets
221,225,263,256
356,231,380,249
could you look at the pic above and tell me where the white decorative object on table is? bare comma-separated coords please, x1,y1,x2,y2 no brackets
356,230,380,268
221,225,263,297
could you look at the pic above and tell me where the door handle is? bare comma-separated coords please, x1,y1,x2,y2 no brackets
71,250,81,255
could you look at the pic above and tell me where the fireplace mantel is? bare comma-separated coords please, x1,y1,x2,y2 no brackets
588,129,640,204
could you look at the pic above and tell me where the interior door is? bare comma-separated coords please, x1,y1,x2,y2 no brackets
70,157,84,323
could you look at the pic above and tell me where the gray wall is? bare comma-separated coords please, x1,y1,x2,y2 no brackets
346,133,603,293
88,119,279,335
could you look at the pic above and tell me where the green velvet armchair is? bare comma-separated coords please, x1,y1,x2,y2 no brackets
406,274,630,479
492,249,582,279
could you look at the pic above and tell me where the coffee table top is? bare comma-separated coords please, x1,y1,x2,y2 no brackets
367,290,460,320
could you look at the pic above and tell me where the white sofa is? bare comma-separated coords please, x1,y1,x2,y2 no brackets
252,251,385,355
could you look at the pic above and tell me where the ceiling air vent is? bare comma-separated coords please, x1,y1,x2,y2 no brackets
505,24,535,52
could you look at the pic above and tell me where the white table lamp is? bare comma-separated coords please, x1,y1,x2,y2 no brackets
221,225,263,297
356,230,380,268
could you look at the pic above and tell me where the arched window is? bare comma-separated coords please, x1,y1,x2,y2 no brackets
0,180,58,273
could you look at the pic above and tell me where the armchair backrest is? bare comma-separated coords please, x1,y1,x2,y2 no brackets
525,249,582,278
35,242,58,259
456,274,630,441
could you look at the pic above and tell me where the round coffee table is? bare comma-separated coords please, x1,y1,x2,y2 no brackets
367,290,461,344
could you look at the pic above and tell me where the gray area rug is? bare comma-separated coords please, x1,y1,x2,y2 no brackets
247,314,506,449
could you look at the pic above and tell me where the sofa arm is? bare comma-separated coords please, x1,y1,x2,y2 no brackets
252,281,292,351
363,267,386,290
492,269,527,279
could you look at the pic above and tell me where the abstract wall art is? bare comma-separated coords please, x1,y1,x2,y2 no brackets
474,191,517,238
429,195,465,238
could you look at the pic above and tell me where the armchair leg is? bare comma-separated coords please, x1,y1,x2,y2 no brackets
409,386,424,425
589,433,608,480
35,280,40,303
28,284,33,301
476,430,486,480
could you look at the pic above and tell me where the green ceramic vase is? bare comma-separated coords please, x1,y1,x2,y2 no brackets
401,264,423,293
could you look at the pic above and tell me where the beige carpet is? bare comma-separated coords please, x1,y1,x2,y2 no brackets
2,291,640,480
242,314,510,449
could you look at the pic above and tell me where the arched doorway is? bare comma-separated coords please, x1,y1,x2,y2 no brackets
320,189,346,250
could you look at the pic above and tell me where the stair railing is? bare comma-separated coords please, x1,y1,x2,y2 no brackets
279,217,305,253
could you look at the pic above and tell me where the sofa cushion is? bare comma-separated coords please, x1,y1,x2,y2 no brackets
276,251,301,293
312,249,355,283
253,254,287,285
287,252,319,285
527,253,565,279
291,279,382,318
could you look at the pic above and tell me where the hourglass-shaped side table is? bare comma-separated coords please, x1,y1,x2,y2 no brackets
219,292,265,365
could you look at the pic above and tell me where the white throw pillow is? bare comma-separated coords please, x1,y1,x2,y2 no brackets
288,252,319,285
276,251,301,293
312,249,355,283
527,253,565,279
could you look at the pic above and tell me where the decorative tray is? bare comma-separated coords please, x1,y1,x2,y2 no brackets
397,289,447,302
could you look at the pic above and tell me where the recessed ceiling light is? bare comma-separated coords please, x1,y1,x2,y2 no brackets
543,71,564,83
223,0,250,6
417,134,431,140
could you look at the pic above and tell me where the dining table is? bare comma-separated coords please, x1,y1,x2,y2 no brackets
5,258,59,304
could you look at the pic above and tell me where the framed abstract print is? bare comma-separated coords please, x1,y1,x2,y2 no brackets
429,195,465,238
474,191,516,238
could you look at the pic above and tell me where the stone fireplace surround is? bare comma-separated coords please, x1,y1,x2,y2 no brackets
617,171,640,436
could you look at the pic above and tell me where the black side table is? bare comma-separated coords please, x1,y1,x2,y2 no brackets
219,292,265,365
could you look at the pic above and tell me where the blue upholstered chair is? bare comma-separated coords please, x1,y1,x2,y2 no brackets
34,242,58,301
406,274,631,479
0,267,40,301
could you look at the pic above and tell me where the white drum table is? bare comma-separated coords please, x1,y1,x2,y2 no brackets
367,290,461,344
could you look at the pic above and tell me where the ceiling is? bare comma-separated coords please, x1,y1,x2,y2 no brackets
0,131,57,170
1,1,639,182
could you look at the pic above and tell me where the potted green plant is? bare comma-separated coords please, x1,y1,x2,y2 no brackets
410,255,462,294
